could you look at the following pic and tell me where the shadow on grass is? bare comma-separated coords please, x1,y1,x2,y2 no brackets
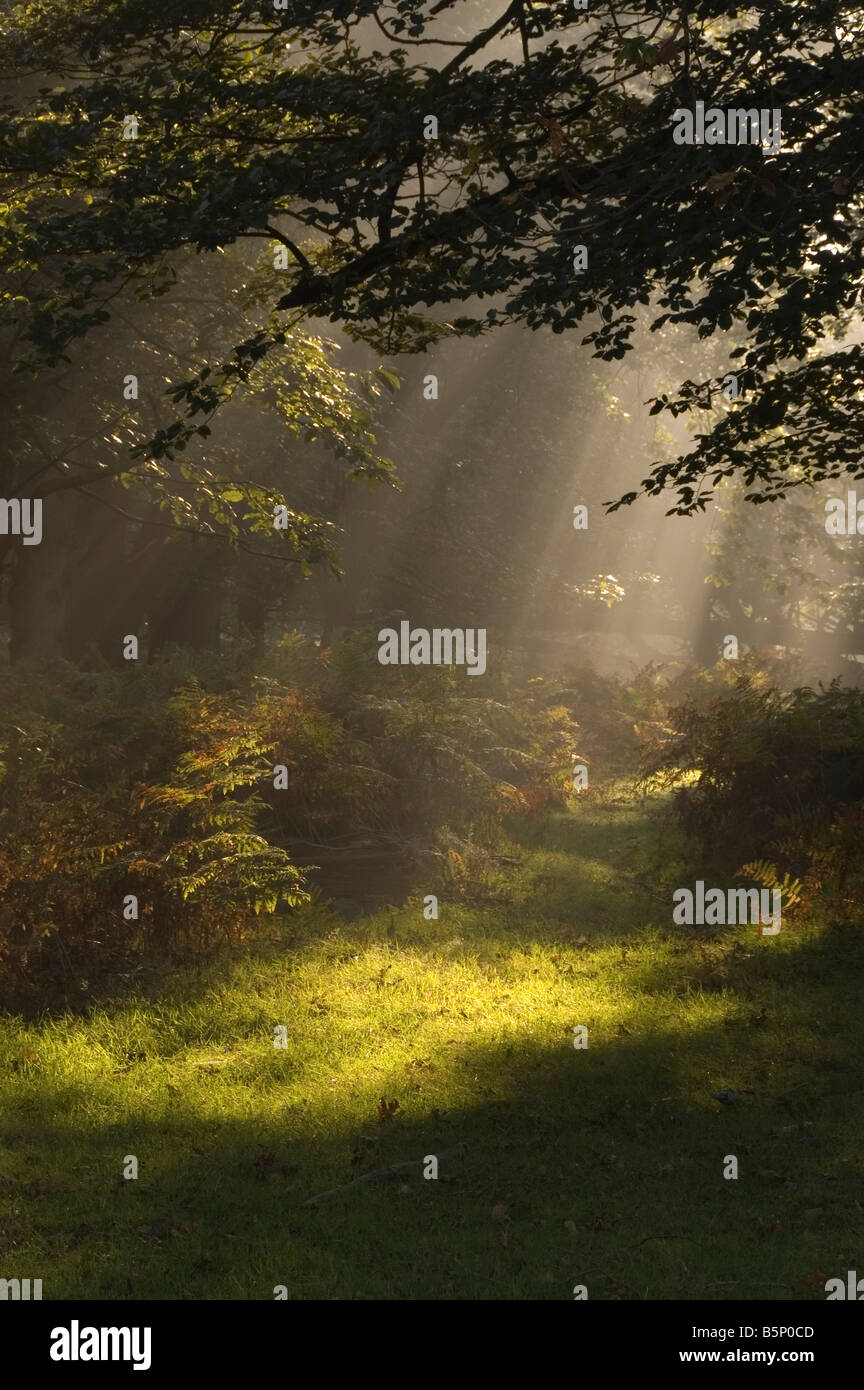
2,999,862,1301
3,788,862,1299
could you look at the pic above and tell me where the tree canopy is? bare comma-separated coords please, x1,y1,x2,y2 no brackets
1,0,862,518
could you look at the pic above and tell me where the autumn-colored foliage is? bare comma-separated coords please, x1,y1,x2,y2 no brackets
0,638,579,1008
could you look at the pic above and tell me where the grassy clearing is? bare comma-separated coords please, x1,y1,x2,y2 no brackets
1,783,862,1300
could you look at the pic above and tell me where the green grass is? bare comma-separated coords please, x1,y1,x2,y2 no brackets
2,783,863,1300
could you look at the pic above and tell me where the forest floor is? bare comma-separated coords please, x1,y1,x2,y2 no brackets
2,782,863,1300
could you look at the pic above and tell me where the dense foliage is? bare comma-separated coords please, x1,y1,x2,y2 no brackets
645,674,864,922
0,2,861,516
0,638,583,1007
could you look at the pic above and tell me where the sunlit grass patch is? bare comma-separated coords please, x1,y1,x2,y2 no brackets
1,786,862,1299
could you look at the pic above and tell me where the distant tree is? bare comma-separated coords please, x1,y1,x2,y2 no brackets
696,479,864,670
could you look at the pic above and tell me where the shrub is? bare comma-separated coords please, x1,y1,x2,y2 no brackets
642,675,864,921
0,663,308,1008
0,639,580,1007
